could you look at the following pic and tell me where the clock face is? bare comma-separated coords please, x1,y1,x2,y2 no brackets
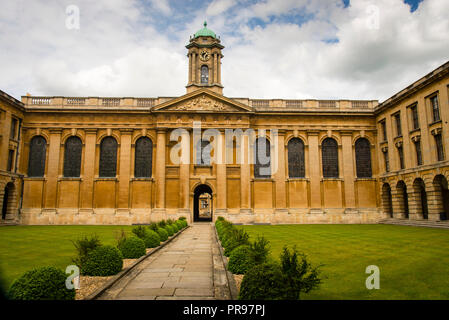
199,50,210,61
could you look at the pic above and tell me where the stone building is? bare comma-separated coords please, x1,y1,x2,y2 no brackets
0,23,448,225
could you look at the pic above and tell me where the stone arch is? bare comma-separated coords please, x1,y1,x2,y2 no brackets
429,175,449,221
381,183,393,218
395,180,409,219
287,137,305,178
1,182,17,221
193,184,213,222
411,178,428,220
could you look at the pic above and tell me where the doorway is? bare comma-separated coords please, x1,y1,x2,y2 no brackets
193,184,213,222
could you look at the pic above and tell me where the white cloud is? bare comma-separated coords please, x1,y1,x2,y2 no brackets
0,0,448,102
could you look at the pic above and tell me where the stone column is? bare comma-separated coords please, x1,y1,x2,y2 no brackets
407,187,423,220
188,53,192,84
117,129,132,212
427,184,444,221
179,129,190,214
391,188,406,219
307,131,321,211
341,132,356,210
216,130,227,212
274,130,287,212
240,132,251,213
80,129,97,211
192,53,197,83
43,129,62,211
155,129,166,211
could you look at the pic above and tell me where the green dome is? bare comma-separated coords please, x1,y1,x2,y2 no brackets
194,21,216,39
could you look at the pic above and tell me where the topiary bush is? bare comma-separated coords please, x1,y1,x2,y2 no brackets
83,245,123,276
224,229,250,256
238,262,290,300
8,266,75,300
176,220,184,230
143,229,161,248
132,225,148,239
164,225,174,237
169,222,179,233
157,220,167,228
71,234,101,271
118,236,146,259
156,227,168,242
227,245,256,275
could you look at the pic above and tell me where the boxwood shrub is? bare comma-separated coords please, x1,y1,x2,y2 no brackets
156,227,168,242
82,245,123,276
164,225,174,236
118,237,146,259
227,245,256,275
8,266,76,300
176,220,184,230
143,229,160,248
170,222,179,233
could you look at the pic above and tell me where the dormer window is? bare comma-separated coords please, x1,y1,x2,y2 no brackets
201,65,209,84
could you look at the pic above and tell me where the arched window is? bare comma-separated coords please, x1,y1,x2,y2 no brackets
135,137,153,178
99,136,118,177
63,136,82,177
196,140,211,165
254,137,271,178
288,138,305,178
355,138,372,178
322,138,338,178
27,136,47,177
201,65,209,84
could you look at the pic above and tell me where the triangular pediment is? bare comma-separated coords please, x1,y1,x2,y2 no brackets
152,89,253,113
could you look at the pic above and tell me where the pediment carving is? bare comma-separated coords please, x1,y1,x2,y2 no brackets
165,94,237,112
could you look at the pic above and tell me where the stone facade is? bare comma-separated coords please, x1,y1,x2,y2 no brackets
0,26,448,225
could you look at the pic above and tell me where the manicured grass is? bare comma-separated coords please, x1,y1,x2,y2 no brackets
236,224,449,300
0,225,135,290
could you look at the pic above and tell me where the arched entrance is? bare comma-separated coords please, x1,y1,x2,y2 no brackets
1,183,15,221
382,183,393,218
397,181,409,219
193,184,213,222
433,175,449,221
413,178,428,220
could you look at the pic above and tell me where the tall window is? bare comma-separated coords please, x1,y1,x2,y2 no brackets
383,149,390,172
430,95,440,122
201,65,209,84
99,137,118,177
394,113,402,137
254,137,271,178
63,136,82,177
288,138,305,178
411,105,419,130
380,120,387,141
10,118,17,140
135,137,153,178
28,136,47,177
355,138,372,178
397,146,405,170
435,134,444,161
196,140,211,165
414,140,423,166
7,150,14,172
322,138,338,178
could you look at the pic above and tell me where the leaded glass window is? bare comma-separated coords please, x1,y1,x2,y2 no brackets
201,65,209,84
254,137,271,178
99,136,118,177
28,136,46,177
63,136,82,177
135,137,153,178
322,138,338,178
355,138,372,178
288,138,305,178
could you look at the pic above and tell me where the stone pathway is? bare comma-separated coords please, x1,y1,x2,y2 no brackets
98,222,227,300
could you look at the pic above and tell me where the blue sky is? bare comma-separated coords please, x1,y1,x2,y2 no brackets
0,0,447,101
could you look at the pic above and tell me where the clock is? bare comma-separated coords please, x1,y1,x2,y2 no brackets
199,50,210,61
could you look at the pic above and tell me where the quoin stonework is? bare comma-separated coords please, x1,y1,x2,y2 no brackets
1,23,448,225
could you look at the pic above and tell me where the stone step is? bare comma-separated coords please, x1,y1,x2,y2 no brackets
378,218,449,229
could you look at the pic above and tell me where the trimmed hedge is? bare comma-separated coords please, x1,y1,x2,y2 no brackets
170,222,179,233
8,266,75,300
227,245,255,275
156,227,168,242
118,237,146,259
164,225,174,237
176,220,184,230
83,245,123,276
143,230,161,248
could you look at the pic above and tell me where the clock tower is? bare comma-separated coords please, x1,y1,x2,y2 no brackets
186,21,224,95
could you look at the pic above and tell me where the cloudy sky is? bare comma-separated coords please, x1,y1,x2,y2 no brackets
0,0,448,102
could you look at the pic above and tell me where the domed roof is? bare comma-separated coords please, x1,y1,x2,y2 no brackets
194,21,216,39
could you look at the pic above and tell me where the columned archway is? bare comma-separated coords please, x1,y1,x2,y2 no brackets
382,183,393,218
193,184,213,222
395,181,409,219
429,175,449,221
410,178,428,220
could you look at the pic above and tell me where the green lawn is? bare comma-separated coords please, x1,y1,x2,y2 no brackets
236,224,449,300
0,225,135,290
